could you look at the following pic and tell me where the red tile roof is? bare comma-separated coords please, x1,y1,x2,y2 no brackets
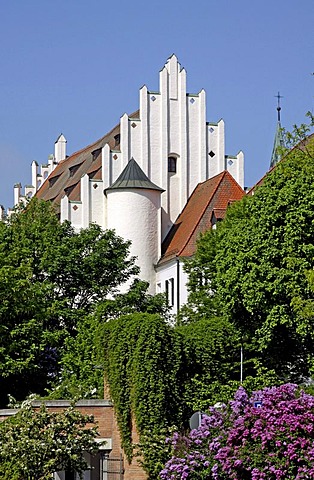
159,171,245,264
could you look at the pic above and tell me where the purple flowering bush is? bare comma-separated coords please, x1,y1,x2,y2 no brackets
160,384,314,479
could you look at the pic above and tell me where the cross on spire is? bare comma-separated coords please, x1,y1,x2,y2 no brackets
275,92,283,122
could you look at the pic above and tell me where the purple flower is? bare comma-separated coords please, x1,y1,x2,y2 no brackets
160,384,314,479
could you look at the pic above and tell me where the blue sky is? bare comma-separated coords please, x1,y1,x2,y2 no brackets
0,0,313,208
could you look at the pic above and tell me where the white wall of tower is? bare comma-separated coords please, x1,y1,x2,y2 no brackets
106,188,162,293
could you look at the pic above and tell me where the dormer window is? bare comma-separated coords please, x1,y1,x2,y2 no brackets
49,175,60,188
114,134,121,147
69,163,82,177
168,156,177,174
92,148,101,161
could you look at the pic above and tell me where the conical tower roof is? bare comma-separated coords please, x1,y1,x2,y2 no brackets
105,158,164,192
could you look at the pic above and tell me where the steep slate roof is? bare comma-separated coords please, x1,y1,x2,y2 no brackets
159,171,245,264
105,158,164,192
36,111,139,208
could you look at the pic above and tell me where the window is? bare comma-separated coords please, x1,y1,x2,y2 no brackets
168,157,177,174
165,278,174,307
92,148,101,161
49,175,60,188
114,134,121,147
69,164,82,178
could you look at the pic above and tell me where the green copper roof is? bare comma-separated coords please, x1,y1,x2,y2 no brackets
105,158,164,192
270,121,285,169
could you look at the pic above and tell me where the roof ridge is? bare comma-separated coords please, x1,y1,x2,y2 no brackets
59,122,121,164
45,111,141,182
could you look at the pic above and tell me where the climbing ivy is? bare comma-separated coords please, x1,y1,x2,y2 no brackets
100,313,184,463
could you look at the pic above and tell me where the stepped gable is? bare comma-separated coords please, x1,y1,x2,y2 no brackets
159,171,245,264
105,158,164,192
36,111,139,207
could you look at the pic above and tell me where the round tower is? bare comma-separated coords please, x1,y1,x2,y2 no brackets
105,158,164,293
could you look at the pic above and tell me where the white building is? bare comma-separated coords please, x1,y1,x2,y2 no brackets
13,55,245,312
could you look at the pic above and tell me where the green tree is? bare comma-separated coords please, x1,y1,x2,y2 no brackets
185,135,314,380
0,397,100,480
0,198,138,405
49,279,169,399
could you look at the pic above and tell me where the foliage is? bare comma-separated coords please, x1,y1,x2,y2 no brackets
135,426,178,480
176,317,242,410
281,111,314,150
188,366,280,412
161,384,314,480
0,198,138,405
49,279,169,400
100,313,184,462
53,312,259,477
0,396,100,480
185,135,314,380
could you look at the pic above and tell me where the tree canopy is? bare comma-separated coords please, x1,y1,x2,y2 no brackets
185,136,314,381
0,198,139,405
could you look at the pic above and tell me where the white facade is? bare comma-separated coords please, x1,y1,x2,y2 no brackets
106,187,162,293
12,56,244,313
156,259,189,316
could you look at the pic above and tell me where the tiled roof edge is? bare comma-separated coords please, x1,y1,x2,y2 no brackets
176,171,226,257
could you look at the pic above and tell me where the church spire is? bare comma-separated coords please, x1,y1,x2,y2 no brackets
270,92,285,169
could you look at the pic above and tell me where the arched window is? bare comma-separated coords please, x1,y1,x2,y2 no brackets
168,156,177,174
